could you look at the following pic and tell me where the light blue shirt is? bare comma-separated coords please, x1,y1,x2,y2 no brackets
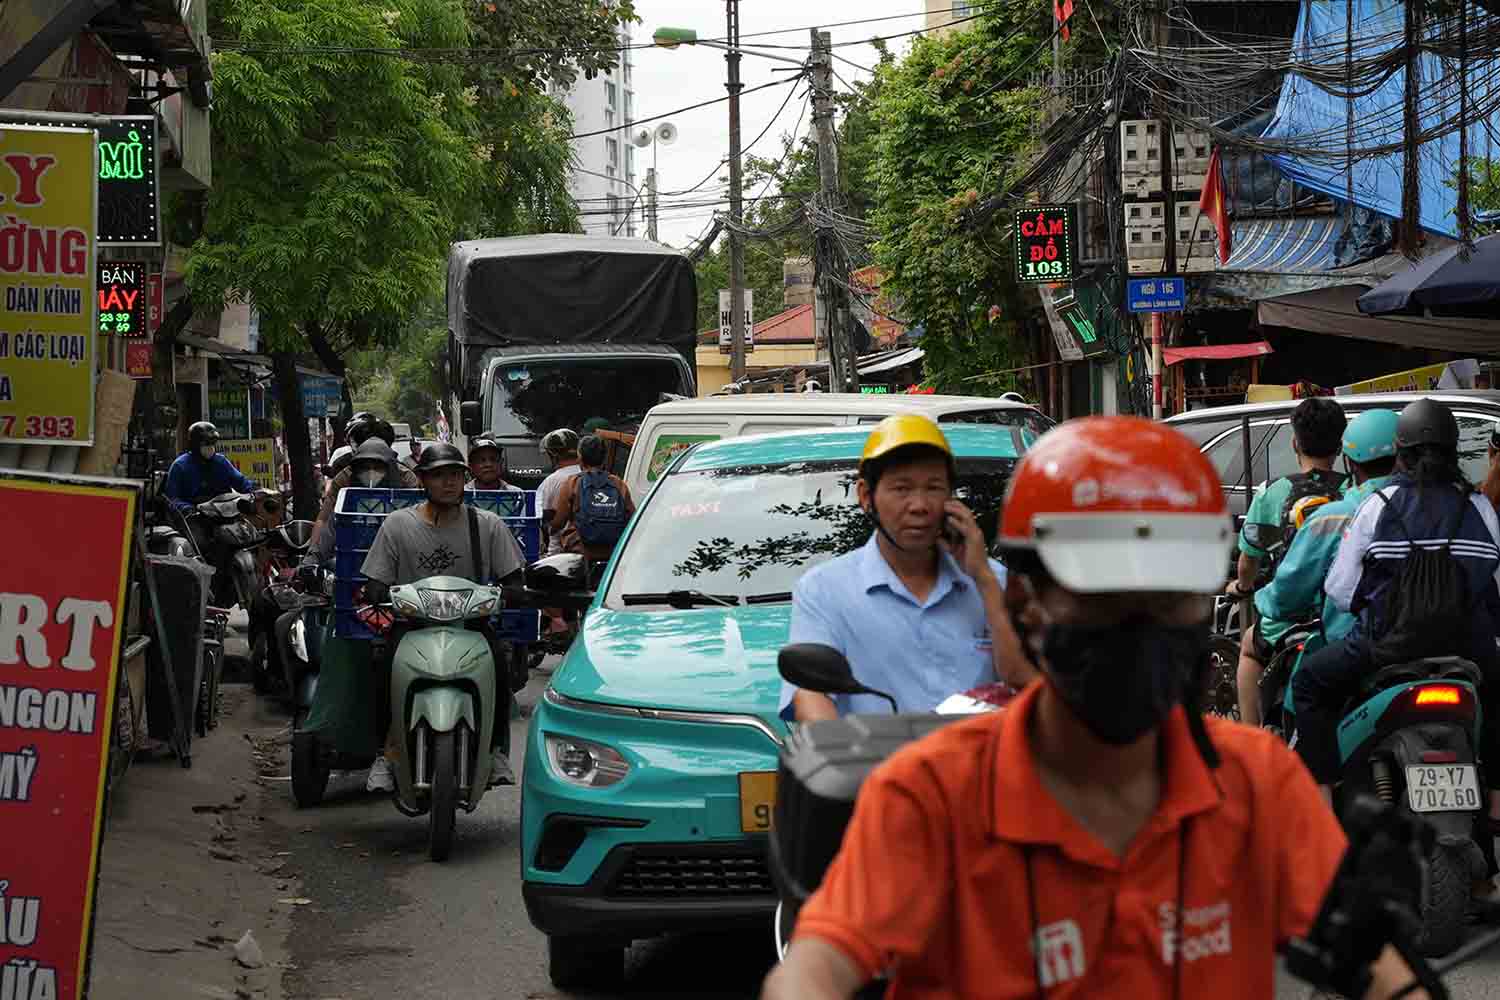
778,534,1005,720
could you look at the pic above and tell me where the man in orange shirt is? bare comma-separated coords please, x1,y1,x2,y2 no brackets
762,416,1421,1000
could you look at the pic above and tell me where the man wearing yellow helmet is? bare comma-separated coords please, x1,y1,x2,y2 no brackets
778,414,1030,722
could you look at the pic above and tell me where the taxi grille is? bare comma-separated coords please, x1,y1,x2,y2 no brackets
606,849,774,898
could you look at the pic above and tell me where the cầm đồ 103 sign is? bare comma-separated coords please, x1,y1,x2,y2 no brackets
1014,205,1078,284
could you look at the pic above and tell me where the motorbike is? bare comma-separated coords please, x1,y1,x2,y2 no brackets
291,575,508,862
188,489,285,611
768,644,1011,968
1266,638,1486,957
275,570,332,725
247,519,316,693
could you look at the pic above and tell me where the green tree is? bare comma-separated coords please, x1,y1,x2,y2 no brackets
867,11,1045,393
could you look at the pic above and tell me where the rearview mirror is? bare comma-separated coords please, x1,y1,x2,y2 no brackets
777,643,864,695
459,400,482,435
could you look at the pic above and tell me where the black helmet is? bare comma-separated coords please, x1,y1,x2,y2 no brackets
416,442,468,474
188,421,219,449
347,413,395,447
541,427,579,457
469,434,504,460
1396,398,1459,453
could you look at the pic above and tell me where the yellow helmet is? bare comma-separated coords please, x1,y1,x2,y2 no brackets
860,414,954,475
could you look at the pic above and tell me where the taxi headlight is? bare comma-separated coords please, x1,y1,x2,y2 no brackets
544,734,630,788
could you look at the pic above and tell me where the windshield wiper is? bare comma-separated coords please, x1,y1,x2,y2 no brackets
743,591,793,605
620,590,741,609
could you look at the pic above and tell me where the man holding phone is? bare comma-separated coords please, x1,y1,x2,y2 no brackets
779,414,1032,722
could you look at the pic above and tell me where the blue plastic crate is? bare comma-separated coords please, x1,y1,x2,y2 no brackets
335,547,370,580
334,489,540,558
508,518,541,563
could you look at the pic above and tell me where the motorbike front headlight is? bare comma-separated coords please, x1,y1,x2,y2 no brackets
419,587,472,622
544,734,630,788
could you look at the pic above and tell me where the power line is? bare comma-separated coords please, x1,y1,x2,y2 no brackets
568,75,801,139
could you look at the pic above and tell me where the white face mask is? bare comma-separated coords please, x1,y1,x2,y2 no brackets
198,445,216,460
355,468,383,488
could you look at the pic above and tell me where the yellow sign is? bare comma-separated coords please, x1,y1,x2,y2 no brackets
738,770,778,832
1338,362,1450,395
223,438,276,488
0,125,98,445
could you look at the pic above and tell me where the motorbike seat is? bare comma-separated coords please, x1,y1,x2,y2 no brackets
1358,656,1482,700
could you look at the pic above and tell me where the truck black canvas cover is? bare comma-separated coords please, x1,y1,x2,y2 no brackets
447,234,698,388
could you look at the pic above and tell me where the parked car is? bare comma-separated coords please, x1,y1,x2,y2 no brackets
621,392,1051,501
1164,390,1500,519
519,423,1029,990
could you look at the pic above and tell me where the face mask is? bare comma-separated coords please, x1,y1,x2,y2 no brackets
355,468,383,488
198,445,216,460
1035,615,1205,745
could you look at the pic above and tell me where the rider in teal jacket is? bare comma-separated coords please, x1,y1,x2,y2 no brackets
1256,408,1399,664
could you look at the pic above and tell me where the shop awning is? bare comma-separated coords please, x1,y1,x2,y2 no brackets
1258,284,1500,354
1163,342,1274,366
857,347,925,375
1223,216,1340,273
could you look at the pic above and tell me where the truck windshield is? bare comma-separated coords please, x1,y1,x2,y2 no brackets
605,457,1018,607
488,357,687,437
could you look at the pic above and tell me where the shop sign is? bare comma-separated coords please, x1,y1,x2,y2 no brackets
860,384,891,394
0,126,98,446
96,262,147,337
207,388,250,440
223,438,276,488
300,375,342,417
146,272,162,334
1014,205,1078,283
125,341,152,379
0,473,138,1000
717,289,755,354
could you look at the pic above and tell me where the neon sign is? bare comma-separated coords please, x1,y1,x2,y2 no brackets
1014,205,1078,284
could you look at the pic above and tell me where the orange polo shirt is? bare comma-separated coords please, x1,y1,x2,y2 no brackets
793,683,1347,998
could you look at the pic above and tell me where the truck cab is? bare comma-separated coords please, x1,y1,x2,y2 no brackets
463,343,694,488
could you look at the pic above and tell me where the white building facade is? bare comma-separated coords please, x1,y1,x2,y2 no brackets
554,28,639,237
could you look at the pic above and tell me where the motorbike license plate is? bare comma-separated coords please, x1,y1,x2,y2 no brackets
1406,764,1482,813
739,771,777,832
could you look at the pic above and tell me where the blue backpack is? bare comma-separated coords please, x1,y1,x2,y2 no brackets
575,469,627,548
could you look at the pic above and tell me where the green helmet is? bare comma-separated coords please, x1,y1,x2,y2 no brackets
1342,408,1399,464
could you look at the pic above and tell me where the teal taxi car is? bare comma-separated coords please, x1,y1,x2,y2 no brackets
520,423,1030,989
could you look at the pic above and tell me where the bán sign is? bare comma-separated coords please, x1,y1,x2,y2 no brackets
1014,205,1078,283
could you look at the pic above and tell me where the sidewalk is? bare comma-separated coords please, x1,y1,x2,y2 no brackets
90,686,296,1000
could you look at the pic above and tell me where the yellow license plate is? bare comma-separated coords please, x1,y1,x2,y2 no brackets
739,771,777,832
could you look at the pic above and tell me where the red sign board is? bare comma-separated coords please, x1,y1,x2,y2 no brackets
146,272,162,334
1013,204,1079,284
0,476,137,1000
97,262,147,337
125,340,152,379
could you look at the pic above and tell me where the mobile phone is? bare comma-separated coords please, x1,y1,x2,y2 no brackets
942,513,963,548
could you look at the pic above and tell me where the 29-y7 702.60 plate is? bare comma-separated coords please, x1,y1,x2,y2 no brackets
1406,764,1481,813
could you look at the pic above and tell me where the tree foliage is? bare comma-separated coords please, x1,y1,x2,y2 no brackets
867,13,1045,393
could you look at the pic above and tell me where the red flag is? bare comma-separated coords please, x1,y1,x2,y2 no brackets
1054,0,1073,41
1198,147,1231,264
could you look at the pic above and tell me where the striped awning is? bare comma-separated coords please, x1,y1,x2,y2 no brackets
1223,216,1339,273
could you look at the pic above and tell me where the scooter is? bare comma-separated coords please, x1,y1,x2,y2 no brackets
1270,641,1486,957
768,644,1011,970
248,519,315,694
291,575,507,862
275,570,332,724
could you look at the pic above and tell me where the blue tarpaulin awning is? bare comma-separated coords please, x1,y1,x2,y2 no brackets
1262,0,1499,240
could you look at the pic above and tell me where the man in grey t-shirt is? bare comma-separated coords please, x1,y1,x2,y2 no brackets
359,443,526,790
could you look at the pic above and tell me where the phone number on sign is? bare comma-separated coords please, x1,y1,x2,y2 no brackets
1,414,78,438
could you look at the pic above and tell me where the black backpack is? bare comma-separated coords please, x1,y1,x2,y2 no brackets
574,469,627,548
1365,490,1474,665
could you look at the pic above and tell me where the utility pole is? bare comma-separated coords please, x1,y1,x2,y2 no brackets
725,0,747,383
1149,5,1176,420
809,29,858,393
645,166,659,241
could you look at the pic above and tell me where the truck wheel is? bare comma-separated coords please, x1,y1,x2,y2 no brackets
428,729,458,862
547,934,624,990
1419,844,1467,956
291,730,329,808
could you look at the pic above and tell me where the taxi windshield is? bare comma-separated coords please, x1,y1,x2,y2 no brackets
605,457,1018,608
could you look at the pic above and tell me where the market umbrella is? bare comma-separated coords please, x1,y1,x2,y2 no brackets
1357,234,1500,319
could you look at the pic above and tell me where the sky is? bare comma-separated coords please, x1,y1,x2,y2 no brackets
620,1,931,248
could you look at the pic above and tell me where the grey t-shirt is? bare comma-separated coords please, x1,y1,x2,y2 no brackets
536,465,582,555
360,505,525,586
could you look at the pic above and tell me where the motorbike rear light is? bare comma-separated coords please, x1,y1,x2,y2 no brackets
1415,686,1462,706
1420,750,1460,763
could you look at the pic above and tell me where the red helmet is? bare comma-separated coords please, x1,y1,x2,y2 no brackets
998,416,1232,593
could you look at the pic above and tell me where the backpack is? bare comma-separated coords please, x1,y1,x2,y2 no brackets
1272,471,1347,560
1366,490,1474,665
574,469,627,548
